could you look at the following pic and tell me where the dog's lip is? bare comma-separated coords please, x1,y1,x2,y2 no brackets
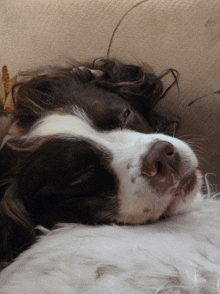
173,168,198,197
159,168,201,220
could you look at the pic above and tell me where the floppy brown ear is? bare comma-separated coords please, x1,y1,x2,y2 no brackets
0,180,35,263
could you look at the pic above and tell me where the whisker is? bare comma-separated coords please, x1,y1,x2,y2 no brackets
177,134,206,141
204,173,219,198
172,99,185,138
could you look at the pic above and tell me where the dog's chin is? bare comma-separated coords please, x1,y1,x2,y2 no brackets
162,168,203,219
140,168,203,225
115,168,202,226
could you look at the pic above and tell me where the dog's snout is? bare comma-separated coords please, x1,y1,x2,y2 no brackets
142,141,180,177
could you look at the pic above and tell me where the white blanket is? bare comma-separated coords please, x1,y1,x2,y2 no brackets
1,194,220,294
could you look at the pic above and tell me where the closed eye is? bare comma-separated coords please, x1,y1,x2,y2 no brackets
70,165,96,186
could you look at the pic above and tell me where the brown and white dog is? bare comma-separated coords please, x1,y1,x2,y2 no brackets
0,59,202,264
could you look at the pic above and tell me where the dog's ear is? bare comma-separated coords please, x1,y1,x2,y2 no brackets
93,59,164,107
11,64,104,130
0,180,35,263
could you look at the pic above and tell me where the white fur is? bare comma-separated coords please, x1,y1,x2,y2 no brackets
25,111,202,224
1,194,220,294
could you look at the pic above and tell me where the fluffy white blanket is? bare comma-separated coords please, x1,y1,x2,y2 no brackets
1,195,220,294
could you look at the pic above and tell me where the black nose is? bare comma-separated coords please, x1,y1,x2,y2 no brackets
142,141,180,177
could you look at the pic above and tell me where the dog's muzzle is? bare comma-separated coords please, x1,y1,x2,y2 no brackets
141,140,197,196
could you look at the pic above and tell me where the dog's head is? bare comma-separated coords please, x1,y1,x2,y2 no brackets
0,59,202,262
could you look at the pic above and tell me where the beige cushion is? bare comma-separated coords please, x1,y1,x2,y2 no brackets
1,0,220,189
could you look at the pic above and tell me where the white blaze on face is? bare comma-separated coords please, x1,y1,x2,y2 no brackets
25,111,202,224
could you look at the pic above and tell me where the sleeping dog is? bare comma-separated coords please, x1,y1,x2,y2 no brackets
0,59,202,264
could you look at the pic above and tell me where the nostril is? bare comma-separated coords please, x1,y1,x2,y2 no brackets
155,161,162,174
163,141,175,156
142,141,180,177
166,150,174,156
